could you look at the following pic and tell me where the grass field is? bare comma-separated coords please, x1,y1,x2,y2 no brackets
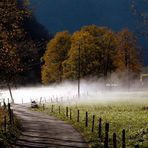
37,100,148,148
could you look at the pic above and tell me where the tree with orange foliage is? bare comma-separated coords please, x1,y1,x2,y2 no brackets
42,31,71,84
114,29,142,75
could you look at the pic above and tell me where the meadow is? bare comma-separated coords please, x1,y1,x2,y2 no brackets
2,84,148,147
37,99,148,148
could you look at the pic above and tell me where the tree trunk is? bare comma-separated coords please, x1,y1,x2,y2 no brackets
7,83,14,104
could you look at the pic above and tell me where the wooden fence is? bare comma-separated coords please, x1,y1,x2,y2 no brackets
42,104,140,148
1,102,14,134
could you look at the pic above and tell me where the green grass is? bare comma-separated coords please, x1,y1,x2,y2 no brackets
37,102,148,148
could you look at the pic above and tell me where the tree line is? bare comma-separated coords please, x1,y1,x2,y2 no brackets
0,0,142,86
42,25,142,84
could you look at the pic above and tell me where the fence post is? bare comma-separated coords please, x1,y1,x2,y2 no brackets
66,107,68,117
113,133,117,148
40,97,42,104
11,109,14,125
77,110,79,122
92,115,95,132
70,109,72,120
98,118,102,139
8,98,9,104
85,112,88,127
3,101,6,110
134,145,139,148
4,115,6,133
8,103,12,125
43,104,45,110
122,129,125,148
59,106,61,114
104,123,109,148
51,105,54,113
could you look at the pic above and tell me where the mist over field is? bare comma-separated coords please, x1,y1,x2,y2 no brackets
1,79,148,105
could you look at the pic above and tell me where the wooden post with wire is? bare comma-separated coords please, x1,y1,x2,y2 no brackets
92,115,95,132
66,107,68,117
85,112,88,127
122,129,126,148
113,133,117,148
70,109,72,120
104,123,109,148
77,110,79,122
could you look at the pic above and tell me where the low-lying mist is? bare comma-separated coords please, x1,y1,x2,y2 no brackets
1,78,148,105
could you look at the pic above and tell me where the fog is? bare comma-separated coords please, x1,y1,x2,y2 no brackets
0,79,148,105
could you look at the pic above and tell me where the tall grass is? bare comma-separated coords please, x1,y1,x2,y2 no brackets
0,105,21,147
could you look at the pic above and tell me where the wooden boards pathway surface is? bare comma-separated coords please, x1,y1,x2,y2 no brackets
11,104,88,148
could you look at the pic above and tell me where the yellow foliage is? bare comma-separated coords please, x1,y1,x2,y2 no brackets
42,31,71,84
42,26,142,83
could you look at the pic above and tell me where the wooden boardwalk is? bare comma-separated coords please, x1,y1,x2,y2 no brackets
11,104,88,148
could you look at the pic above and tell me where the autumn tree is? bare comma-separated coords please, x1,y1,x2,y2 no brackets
81,26,117,77
42,31,71,84
62,30,98,79
0,0,49,85
0,0,24,84
63,25,117,80
114,29,142,75
0,0,25,102
42,25,142,84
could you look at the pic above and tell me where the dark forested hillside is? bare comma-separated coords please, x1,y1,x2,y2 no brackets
29,0,148,65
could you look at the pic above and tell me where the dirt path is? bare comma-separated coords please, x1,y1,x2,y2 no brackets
11,104,88,148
